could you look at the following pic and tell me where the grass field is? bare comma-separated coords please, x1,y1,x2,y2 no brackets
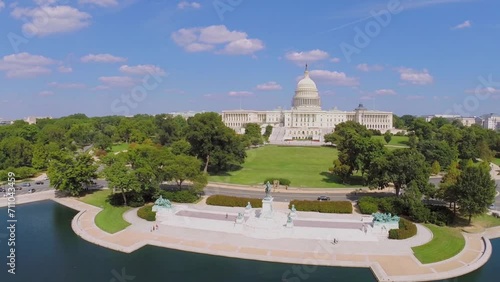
494,158,500,166
78,190,131,234
412,224,465,264
470,214,500,228
372,135,409,146
209,145,363,188
110,143,129,153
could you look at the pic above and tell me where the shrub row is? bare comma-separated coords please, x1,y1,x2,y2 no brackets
157,190,199,203
263,178,291,186
137,204,156,221
357,196,401,215
206,195,263,208
289,200,352,214
388,218,417,239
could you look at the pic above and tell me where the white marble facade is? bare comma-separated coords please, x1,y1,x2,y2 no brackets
222,67,393,142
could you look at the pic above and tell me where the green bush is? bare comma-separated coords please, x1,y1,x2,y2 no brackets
157,190,199,203
263,178,291,186
0,167,38,181
359,201,378,214
388,218,417,239
289,200,352,214
137,204,156,221
206,195,262,208
428,205,454,226
358,196,402,215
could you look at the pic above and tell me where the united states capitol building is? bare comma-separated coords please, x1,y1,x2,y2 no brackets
221,67,393,142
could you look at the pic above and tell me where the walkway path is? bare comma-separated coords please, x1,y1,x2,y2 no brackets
50,197,496,282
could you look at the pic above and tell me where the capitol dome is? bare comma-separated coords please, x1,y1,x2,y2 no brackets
292,65,321,110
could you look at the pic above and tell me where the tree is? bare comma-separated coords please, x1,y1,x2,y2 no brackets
386,149,431,196
48,154,98,196
244,123,263,146
477,140,494,162
103,157,141,206
431,161,441,175
455,165,496,224
0,137,33,169
165,154,203,189
263,125,273,142
437,124,462,148
94,132,112,151
383,131,392,144
331,159,351,184
437,160,461,215
417,140,458,169
408,133,418,149
155,114,188,146
392,115,405,129
365,155,390,190
186,112,246,173
409,118,434,140
323,132,335,145
170,139,192,155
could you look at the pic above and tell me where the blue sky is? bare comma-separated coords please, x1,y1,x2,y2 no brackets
0,0,499,120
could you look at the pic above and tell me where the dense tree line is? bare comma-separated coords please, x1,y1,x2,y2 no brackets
1,112,246,205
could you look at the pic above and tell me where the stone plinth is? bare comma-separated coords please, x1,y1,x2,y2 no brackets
261,197,274,219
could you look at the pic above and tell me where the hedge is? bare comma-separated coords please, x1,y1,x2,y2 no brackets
263,178,291,186
358,201,378,214
206,195,263,208
289,200,352,214
388,218,417,239
157,190,199,203
137,204,156,221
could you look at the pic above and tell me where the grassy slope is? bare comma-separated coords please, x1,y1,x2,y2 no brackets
209,145,363,188
412,224,465,264
494,158,500,166
78,190,131,234
110,143,129,153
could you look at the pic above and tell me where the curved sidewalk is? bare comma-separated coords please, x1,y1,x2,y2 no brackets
51,197,497,282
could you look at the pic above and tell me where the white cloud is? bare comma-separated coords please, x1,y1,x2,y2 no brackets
98,76,135,87
0,1,5,11
406,95,425,100
306,70,359,86
360,95,374,100
48,82,86,89
57,65,72,73
79,0,118,7
452,20,472,30
119,64,167,76
398,68,434,85
374,89,397,95
285,49,330,65
228,91,253,97
357,64,384,72
171,25,264,55
0,52,55,78
330,58,341,63
81,53,127,63
11,5,91,37
39,90,54,97
177,1,201,9
34,0,58,5
256,81,282,91
465,87,500,94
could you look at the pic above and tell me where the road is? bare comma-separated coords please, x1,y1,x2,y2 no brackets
3,177,499,209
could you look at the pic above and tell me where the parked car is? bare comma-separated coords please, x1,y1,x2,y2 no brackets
15,185,21,190
35,181,44,185
317,196,330,201
490,204,496,209
28,188,36,193
21,182,31,187
0,187,5,192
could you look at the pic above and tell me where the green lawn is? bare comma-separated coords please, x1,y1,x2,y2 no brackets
494,158,500,166
372,135,409,146
78,190,131,234
471,214,500,228
110,143,129,153
209,145,363,188
412,224,465,264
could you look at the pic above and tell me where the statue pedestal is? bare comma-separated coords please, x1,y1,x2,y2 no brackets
261,196,274,219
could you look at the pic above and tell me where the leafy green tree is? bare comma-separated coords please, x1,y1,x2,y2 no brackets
186,112,246,173
400,115,416,128
244,123,263,146
417,140,458,169
103,157,141,206
392,115,405,129
383,131,392,144
94,132,112,151
365,155,390,190
437,124,462,147
408,133,418,149
170,139,192,155
386,149,431,196
431,161,441,175
409,118,434,140
165,154,203,189
0,137,33,169
429,117,450,129
477,140,494,162
458,127,479,160
437,160,461,214
263,125,273,141
455,164,496,224
331,159,351,184
323,132,335,145
48,154,98,196
155,114,188,146
66,123,95,147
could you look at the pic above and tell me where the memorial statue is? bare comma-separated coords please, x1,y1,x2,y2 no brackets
287,214,293,223
154,195,172,208
264,181,272,198
291,204,296,212
372,212,399,223
246,202,252,209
